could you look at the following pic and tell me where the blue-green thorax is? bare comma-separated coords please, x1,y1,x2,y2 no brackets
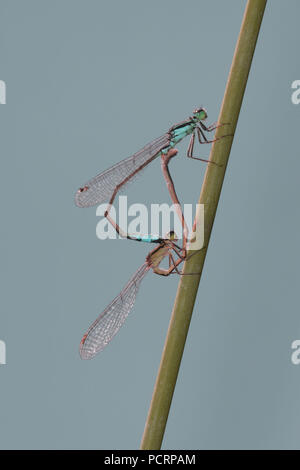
161,110,206,154
169,121,196,147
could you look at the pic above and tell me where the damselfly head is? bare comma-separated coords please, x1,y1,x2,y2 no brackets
193,107,207,121
165,230,178,242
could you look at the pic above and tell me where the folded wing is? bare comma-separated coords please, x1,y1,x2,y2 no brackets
79,263,150,359
75,134,170,207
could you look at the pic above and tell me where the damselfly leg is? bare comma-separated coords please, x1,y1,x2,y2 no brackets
187,123,232,164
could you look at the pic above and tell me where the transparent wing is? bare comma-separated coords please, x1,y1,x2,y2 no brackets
79,263,150,359
75,133,170,207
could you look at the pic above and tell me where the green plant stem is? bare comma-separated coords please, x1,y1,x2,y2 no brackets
140,0,267,450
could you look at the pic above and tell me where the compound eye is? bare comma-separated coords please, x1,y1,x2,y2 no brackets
165,230,177,241
193,107,207,120
199,108,207,120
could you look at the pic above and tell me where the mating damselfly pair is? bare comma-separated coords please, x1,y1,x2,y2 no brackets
75,107,229,359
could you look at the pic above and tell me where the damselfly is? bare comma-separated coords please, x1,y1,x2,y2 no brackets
79,230,198,360
75,107,227,211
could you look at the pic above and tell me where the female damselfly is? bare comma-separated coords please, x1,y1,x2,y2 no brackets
79,230,192,359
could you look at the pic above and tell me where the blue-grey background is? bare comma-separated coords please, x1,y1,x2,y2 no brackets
0,0,299,450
